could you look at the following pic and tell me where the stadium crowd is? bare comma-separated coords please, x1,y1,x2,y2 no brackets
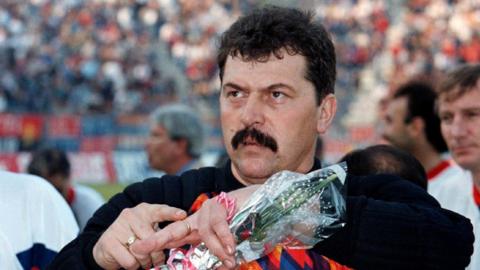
0,0,477,139
0,0,246,115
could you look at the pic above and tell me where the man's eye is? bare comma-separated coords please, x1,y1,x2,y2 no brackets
440,114,452,123
466,111,480,119
227,90,241,97
271,91,284,98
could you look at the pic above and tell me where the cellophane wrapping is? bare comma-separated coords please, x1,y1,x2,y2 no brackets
158,163,347,270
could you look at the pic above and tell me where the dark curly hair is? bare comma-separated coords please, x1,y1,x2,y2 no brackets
217,5,336,104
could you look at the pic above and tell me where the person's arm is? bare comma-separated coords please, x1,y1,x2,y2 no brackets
130,185,260,268
48,176,189,269
314,174,474,269
142,174,474,270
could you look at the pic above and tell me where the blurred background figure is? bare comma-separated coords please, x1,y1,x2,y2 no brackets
0,0,478,182
437,64,480,270
0,171,78,269
27,148,104,231
381,81,465,208
146,103,206,175
339,144,427,190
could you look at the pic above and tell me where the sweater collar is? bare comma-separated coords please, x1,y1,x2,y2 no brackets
218,159,322,192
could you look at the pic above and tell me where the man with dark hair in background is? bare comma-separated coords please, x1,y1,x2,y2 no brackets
51,6,474,270
437,64,480,270
145,103,206,175
28,148,104,230
381,81,467,210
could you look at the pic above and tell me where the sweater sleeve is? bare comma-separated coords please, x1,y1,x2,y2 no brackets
47,176,189,270
315,174,474,270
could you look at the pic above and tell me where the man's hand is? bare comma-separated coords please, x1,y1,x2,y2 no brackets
92,203,187,270
133,185,260,269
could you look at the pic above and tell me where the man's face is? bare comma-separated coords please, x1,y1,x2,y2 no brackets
382,97,414,151
438,87,480,173
145,124,178,171
220,50,335,185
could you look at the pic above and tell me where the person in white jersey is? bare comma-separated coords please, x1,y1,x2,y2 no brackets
437,64,480,270
381,80,469,209
0,171,78,269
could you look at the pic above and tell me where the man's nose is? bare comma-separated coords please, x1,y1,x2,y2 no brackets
449,116,468,138
240,96,265,127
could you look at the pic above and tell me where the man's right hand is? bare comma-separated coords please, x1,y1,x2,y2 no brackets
131,185,260,269
92,203,187,270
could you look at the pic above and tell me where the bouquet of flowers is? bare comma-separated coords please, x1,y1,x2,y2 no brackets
159,163,347,270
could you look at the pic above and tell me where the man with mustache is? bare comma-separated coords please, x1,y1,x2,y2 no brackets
437,64,480,270
50,6,474,270
232,128,278,154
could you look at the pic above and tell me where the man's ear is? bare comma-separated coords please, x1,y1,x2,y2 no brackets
317,94,337,134
173,138,189,155
408,116,424,138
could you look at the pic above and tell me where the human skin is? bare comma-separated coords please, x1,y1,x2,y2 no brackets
438,86,480,183
220,50,336,186
129,50,337,268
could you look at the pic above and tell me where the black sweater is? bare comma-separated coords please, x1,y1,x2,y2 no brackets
49,160,474,269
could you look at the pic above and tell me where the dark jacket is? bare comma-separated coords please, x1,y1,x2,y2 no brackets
49,160,474,270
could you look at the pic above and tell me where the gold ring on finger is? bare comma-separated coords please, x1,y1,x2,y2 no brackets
125,235,137,248
183,220,192,234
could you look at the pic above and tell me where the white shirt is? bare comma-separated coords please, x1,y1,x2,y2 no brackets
463,172,480,270
428,160,472,214
70,184,105,230
428,163,479,270
0,171,78,269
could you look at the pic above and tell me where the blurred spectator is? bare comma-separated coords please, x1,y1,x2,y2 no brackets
332,0,480,133
339,144,427,190
146,103,205,175
27,148,104,231
0,0,477,114
0,0,479,164
437,64,480,270
0,171,78,269
0,0,248,116
381,80,466,209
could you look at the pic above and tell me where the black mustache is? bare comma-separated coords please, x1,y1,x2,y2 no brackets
231,128,278,152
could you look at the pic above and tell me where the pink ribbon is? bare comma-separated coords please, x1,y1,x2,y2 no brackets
216,192,236,222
